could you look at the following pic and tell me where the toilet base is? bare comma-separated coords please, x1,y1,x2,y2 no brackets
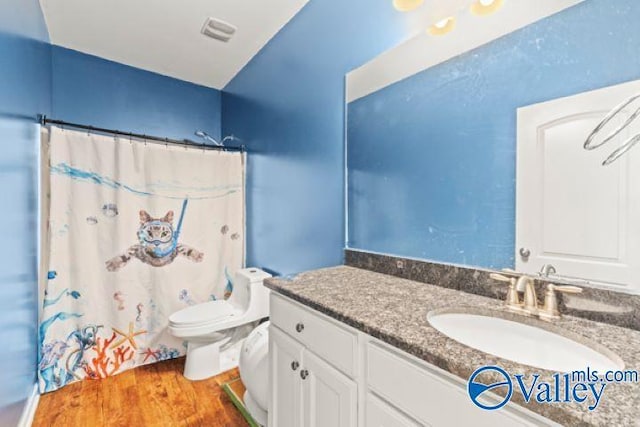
244,390,268,427
183,339,243,381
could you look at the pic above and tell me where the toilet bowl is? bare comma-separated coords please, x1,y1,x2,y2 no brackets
239,321,270,426
168,268,272,380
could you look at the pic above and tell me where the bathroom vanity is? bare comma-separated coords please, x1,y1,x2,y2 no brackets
266,265,640,427
269,293,550,427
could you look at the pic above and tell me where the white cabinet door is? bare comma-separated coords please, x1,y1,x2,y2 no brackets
516,79,640,291
366,393,421,427
302,349,358,427
270,325,304,427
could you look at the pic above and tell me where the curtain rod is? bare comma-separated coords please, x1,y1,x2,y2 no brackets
38,115,245,153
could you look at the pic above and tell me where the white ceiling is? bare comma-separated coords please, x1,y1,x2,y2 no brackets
39,0,309,89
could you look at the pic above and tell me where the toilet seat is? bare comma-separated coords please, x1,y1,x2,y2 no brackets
168,300,249,339
169,300,236,328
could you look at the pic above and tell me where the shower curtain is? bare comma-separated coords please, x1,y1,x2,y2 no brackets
38,127,245,393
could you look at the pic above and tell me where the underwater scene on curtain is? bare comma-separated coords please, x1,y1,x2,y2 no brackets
39,127,244,393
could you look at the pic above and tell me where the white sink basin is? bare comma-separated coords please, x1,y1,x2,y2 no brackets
428,310,623,373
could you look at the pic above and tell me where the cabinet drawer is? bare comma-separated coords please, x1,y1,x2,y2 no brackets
367,342,548,427
271,294,357,378
366,393,421,427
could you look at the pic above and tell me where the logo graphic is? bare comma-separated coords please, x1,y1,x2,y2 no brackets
468,366,635,411
467,366,513,410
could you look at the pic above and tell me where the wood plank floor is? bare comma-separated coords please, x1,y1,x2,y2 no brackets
33,358,249,427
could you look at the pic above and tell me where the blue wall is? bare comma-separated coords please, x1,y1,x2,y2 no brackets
0,0,51,424
222,0,413,276
347,0,640,269
0,26,223,424
52,46,222,142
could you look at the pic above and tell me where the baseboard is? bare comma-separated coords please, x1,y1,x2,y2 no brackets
17,384,39,427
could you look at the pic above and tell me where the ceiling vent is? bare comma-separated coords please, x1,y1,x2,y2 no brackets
201,17,237,42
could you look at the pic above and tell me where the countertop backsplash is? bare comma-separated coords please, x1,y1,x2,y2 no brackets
345,249,640,331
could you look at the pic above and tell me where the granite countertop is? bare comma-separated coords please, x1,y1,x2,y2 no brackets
265,266,640,427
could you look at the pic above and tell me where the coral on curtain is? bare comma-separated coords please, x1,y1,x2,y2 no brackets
38,127,244,393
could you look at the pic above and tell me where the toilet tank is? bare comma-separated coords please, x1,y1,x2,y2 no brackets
229,268,272,319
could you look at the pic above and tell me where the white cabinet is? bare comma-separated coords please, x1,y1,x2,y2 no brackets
270,326,304,427
269,320,357,427
270,294,556,427
366,341,547,427
302,350,358,427
366,393,421,427
271,292,358,376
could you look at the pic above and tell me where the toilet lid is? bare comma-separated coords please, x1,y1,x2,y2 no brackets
169,300,236,327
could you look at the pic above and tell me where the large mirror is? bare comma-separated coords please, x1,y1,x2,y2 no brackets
345,0,640,293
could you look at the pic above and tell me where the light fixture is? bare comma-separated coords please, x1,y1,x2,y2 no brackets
470,0,504,16
428,17,456,36
393,0,424,12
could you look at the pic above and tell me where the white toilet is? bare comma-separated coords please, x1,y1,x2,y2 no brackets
168,268,272,380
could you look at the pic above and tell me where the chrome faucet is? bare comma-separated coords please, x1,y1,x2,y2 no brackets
539,264,557,277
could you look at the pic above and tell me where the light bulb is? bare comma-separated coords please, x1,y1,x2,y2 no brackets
393,0,424,12
471,0,504,16
434,18,450,29
428,17,456,36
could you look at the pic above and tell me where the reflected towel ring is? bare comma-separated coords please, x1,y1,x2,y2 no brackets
584,93,640,150
584,92,640,165
603,133,640,165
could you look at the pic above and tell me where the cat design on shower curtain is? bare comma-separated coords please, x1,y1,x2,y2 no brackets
106,210,204,271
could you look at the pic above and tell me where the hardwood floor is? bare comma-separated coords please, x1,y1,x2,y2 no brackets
33,358,249,427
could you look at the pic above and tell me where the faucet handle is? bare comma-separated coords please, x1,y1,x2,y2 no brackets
540,284,582,320
490,273,514,282
490,273,520,308
550,284,583,294
490,268,520,281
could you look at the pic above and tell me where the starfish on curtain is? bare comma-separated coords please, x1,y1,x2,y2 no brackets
140,347,160,363
110,322,147,350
